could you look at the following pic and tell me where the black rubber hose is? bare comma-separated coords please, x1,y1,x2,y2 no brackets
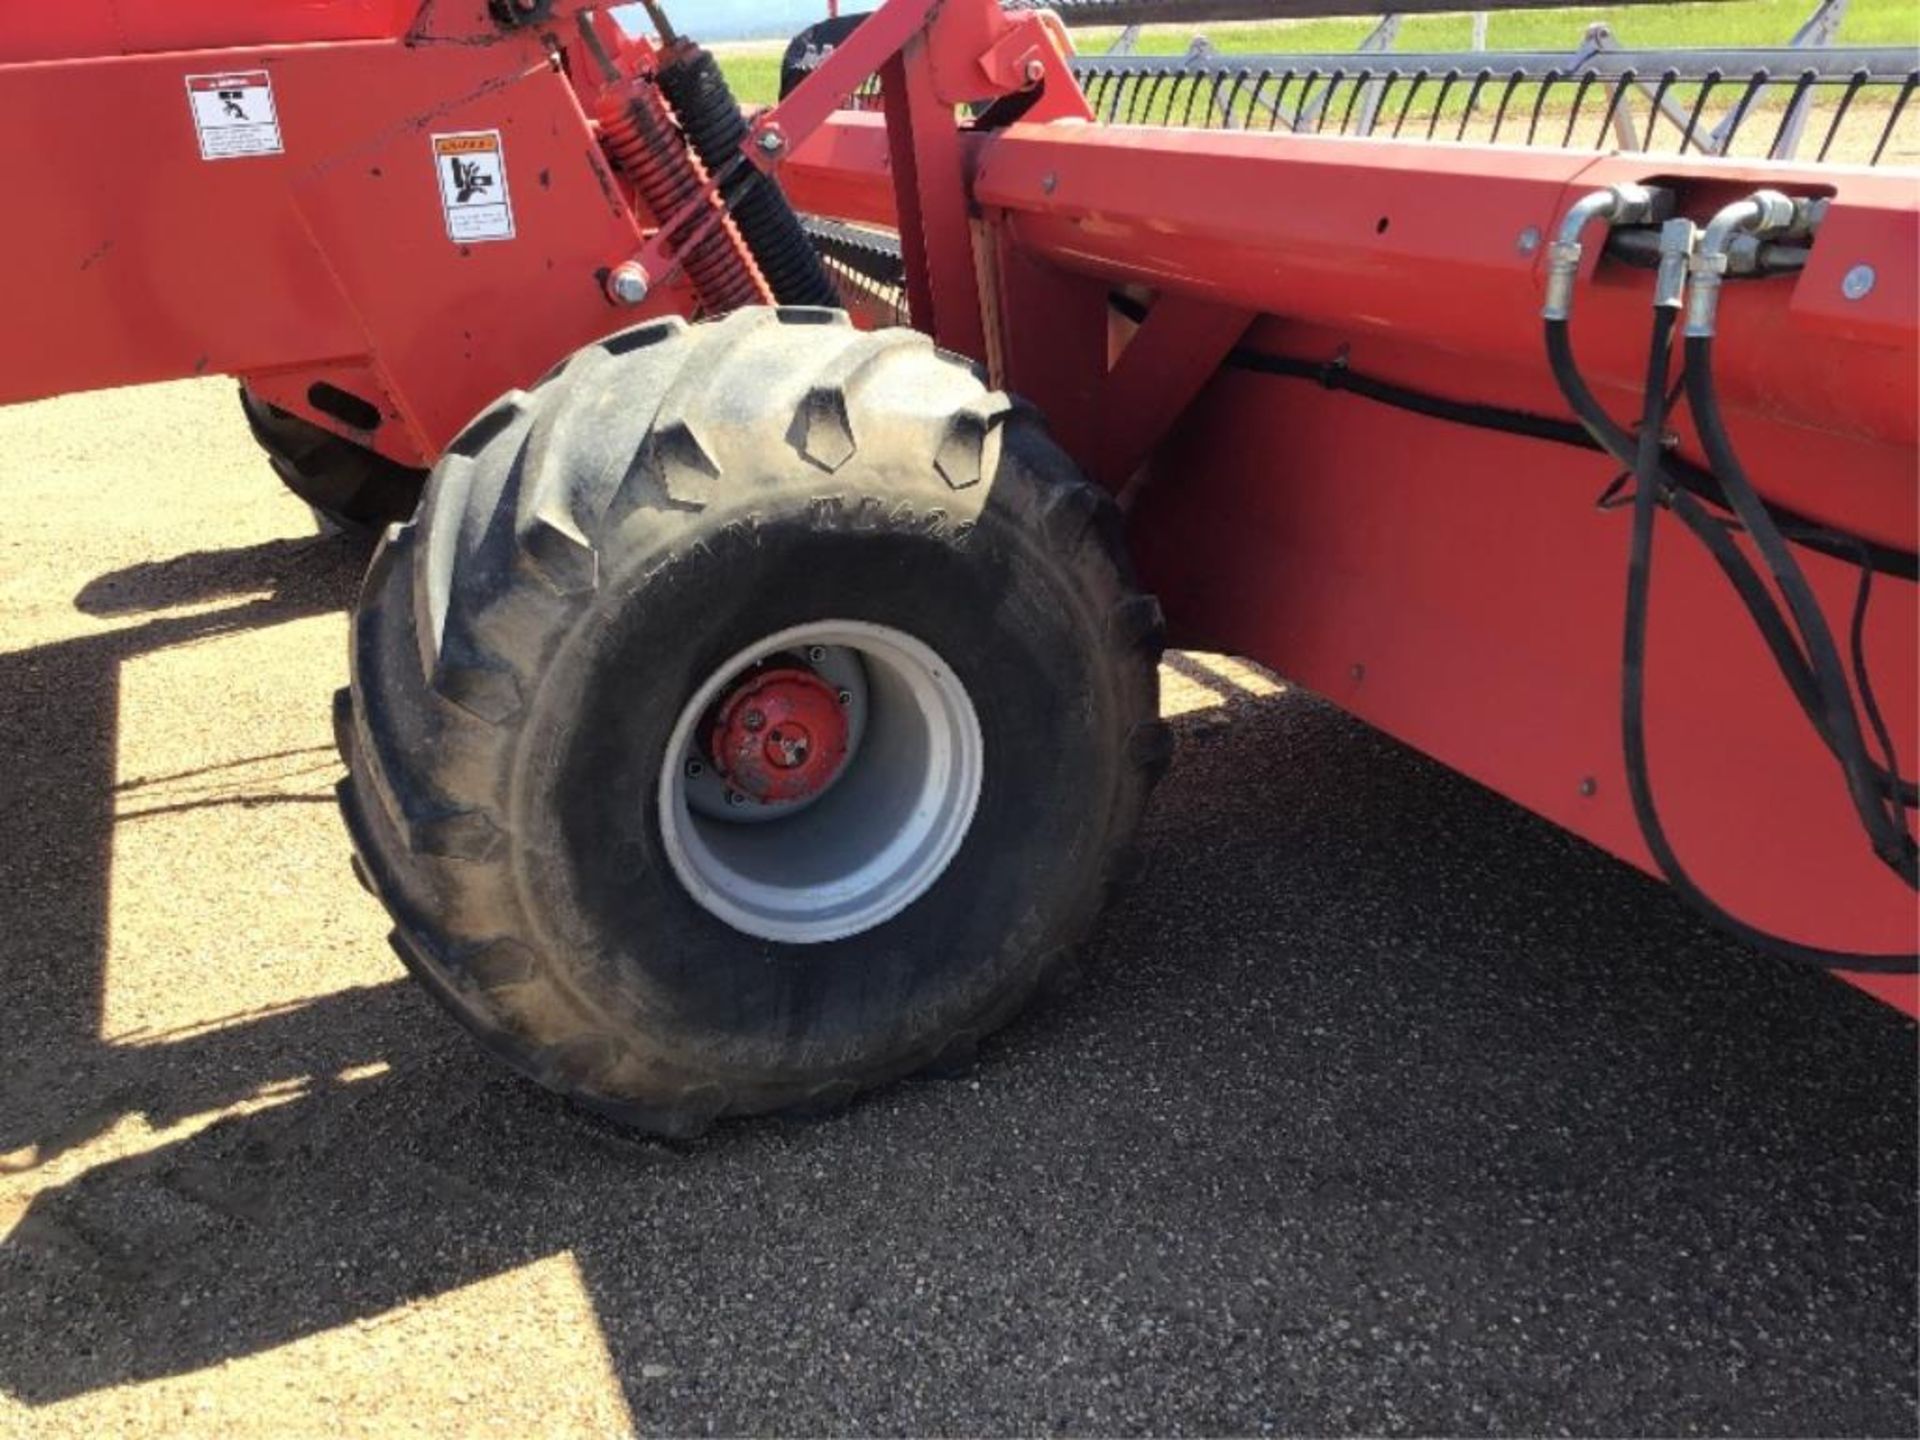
1108,288,1918,580
657,43,840,308
1684,336,1918,887
1547,326,1827,765
1544,321,1919,809
1551,312,1915,973
1840,537,1913,810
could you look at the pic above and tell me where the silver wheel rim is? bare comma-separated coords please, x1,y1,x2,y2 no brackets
658,621,984,944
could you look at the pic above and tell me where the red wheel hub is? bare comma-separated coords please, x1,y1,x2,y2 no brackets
708,666,851,805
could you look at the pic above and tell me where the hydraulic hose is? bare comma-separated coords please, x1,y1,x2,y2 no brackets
1681,193,1917,826
1684,336,1919,887
1546,320,1844,781
1543,200,1917,811
1609,313,1916,972
1543,209,1916,973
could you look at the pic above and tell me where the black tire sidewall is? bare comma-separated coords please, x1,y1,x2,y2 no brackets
514,486,1124,1082
240,387,424,529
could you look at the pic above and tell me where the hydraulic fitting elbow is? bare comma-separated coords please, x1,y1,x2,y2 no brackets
1542,183,1672,322
1686,190,1795,338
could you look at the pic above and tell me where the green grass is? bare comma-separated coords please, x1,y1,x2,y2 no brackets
1074,0,1918,54
719,53,783,104
718,0,1918,103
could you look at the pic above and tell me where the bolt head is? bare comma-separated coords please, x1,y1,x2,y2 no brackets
743,709,766,732
725,790,747,808
684,758,704,778
806,645,828,664
756,129,785,155
1023,57,1046,84
607,263,650,306
1516,226,1542,255
836,688,853,706
1841,263,1876,301
1040,172,1057,196
1579,777,1598,797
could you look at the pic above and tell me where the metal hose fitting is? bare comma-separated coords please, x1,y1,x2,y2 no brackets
1652,216,1698,311
1542,183,1671,321
1685,190,1796,338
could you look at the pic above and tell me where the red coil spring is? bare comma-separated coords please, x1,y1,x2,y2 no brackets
594,78,765,314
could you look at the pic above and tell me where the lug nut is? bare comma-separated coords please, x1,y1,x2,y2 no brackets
756,129,785,156
836,688,853,706
684,758,704,778
725,790,747,808
807,645,828,663
743,709,765,731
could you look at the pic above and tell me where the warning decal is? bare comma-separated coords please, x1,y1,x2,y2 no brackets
185,72,283,160
431,131,515,244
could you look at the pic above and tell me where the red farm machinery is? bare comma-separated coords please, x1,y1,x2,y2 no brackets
2,0,1915,1134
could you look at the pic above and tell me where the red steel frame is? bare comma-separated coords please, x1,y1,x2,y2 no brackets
2,0,1914,1011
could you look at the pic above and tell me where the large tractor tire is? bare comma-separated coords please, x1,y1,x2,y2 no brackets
240,386,426,531
336,308,1168,1134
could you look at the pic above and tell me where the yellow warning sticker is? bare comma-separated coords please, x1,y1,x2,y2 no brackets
430,130,515,244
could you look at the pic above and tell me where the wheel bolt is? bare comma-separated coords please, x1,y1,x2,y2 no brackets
725,790,747,808
743,709,765,731
684,758,704,778
836,688,853,706
807,645,828,664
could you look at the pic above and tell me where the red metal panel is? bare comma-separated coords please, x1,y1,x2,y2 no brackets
0,29,653,453
787,110,1918,1004
285,58,651,450
1078,294,1252,491
786,113,899,228
969,127,1918,457
990,235,1119,450
880,55,937,339
0,1,411,63
1127,319,1917,983
0,0,611,63
243,359,431,468
788,116,1915,545
881,40,988,360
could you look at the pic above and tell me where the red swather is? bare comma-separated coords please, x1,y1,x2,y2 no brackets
0,0,1912,1013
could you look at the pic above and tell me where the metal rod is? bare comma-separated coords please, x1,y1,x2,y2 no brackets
1072,46,1920,81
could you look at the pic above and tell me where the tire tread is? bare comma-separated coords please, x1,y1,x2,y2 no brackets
339,309,1166,1132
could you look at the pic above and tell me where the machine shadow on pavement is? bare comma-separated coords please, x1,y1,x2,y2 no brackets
2,532,376,1169
0,536,1914,1435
